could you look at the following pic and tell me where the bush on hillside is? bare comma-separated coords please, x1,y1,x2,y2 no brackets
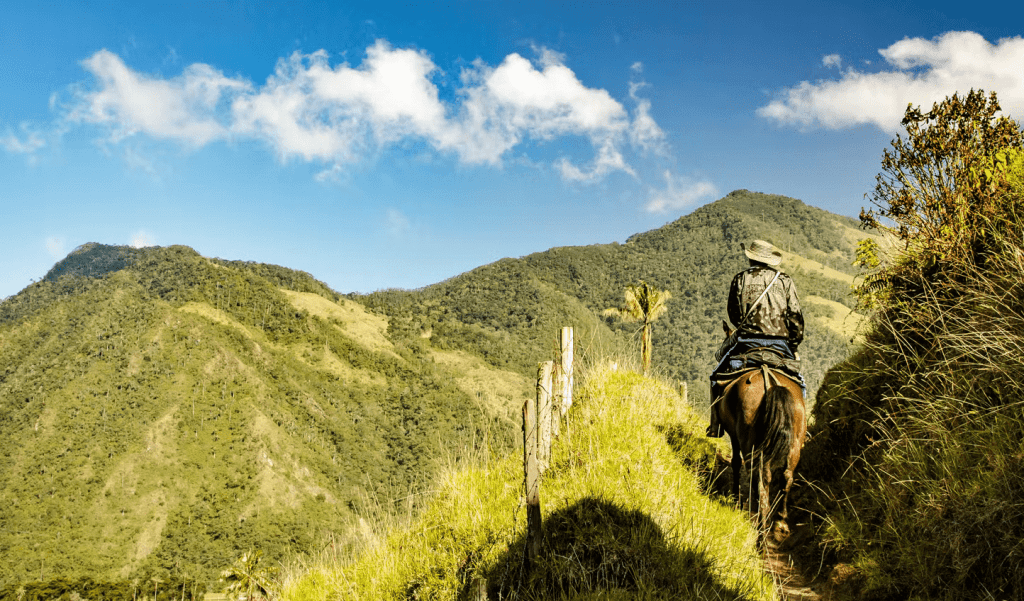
804,91,1024,599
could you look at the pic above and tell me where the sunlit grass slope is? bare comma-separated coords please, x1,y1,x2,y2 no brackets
281,365,774,601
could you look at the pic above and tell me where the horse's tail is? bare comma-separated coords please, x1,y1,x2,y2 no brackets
757,383,794,469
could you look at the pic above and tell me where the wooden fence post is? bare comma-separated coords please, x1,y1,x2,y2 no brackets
537,361,554,473
521,330,574,572
522,397,542,569
560,327,574,414
551,362,562,440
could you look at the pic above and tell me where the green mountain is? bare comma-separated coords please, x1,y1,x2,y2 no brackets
0,189,869,588
364,189,869,405
0,244,529,586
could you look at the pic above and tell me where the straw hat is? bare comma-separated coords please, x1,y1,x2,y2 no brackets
742,239,783,266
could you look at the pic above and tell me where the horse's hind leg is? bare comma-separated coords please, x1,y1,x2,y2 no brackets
780,466,794,522
758,454,772,539
730,439,743,504
778,448,801,524
768,467,794,540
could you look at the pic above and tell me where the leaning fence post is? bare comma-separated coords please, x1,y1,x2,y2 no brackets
522,398,542,569
537,361,554,473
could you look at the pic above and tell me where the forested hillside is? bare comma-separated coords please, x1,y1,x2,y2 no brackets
362,189,868,406
0,244,527,586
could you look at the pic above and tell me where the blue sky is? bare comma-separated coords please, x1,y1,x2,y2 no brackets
3,1,1024,298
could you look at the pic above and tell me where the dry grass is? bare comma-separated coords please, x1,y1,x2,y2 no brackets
430,348,533,418
279,289,397,357
802,294,867,341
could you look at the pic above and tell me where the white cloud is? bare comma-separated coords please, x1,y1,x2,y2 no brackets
123,145,160,178
73,49,249,146
645,171,718,213
130,230,157,248
822,54,842,69
557,139,635,183
67,41,659,183
759,31,1024,133
2,125,46,155
451,51,631,170
45,237,66,259
628,80,667,154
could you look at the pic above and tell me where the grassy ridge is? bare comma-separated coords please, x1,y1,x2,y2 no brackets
281,365,774,601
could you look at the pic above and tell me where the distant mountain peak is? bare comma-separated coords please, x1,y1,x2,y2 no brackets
44,242,137,282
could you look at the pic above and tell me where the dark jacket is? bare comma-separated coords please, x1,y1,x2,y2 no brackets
728,265,804,350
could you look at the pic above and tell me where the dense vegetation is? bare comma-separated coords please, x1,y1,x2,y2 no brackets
802,91,1024,599
0,575,206,601
0,244,525,587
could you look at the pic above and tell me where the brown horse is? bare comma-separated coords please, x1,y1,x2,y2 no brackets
713,324,807,540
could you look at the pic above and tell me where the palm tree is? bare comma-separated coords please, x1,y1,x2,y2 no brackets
603,281,672,375
221,550,277,601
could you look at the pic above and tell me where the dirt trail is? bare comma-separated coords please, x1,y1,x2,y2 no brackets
763,531,824,601
708,452,833,601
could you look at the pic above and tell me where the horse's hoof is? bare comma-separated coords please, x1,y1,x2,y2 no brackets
771,520,791,542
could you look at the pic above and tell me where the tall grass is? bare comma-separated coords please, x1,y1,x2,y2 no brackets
278,362,775,600
806,228,1024,599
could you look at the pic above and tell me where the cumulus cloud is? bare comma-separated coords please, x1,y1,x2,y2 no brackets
822,54,842,69
73,49,249,146
231,42,446,163
628,80,667,155
645,171,718,213
759,31,1024,133
66,41,661,182
557,139,636,183
451,51,631,167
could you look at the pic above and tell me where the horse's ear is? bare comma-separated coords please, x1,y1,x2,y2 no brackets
722,320,730,334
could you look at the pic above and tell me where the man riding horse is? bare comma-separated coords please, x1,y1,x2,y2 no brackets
708,239,805,438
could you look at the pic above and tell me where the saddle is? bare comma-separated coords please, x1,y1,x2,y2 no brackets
713,364,795,398
713,346,801,387
716,346,794,374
